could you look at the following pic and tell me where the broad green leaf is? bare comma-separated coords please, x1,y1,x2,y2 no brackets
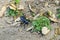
57,14,60,18
32,16,51,32
57,8,60,18
6,8,18,17
15,0,20,4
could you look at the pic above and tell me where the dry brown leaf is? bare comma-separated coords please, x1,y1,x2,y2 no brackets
49,17,58,22
54,27,60,35
10,4,16,8
9,6,16,10
45,2,48,7
18,5,24,10
9,3,16,10
29,4,37,13
0,6,7,17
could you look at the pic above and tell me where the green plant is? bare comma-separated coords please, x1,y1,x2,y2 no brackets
32,16,51,32
57,8,60,18
15,0,20,4
57,14,60,18
6,8,18,17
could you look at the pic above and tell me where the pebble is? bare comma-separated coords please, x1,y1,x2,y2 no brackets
42,27,50,35
55,0,60,5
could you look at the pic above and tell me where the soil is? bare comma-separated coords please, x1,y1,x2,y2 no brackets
0,0,60,40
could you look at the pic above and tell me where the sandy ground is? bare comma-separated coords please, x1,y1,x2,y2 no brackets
0,0,60,40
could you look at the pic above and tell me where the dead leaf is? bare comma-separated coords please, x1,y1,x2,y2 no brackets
18,5,24,10
26,26,34,31
29,4,37,13
54,27,60,35
0,6,7,17
49,17,58,22
9,4,16,10
45,2,48,7
9,6,16,10
10,4,16,8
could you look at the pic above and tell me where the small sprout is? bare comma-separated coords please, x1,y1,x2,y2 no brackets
15,0,20,4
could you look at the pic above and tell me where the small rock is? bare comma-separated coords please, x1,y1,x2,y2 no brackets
42,27,50,35
55,0,60,5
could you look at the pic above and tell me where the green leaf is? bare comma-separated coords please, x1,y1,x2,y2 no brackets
57,14,60,18
32,16,51,32
11,13,15,16
6,8,18,17
15,0,20,4
56,8,60,18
